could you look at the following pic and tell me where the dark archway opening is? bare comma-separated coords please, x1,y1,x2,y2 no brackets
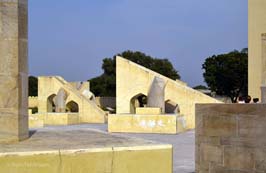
165,100,180,114
130,93,147,114
66,101,79,113
47,94,56,112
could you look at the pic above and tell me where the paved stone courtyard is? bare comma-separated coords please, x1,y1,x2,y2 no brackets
43,124,195,173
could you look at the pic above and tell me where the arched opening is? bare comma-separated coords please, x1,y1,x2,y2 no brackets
165,100,180,114
66,101,79,113
130,93,147,114
47,94,56,112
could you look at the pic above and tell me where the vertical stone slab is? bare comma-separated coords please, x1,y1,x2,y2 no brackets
261,34,266,103
0,0,28,143
261,33,266,84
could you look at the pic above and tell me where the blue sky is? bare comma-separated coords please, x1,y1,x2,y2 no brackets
29,0,247,87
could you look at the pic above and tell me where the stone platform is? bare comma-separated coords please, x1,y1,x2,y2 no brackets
108,114,187,134
0,125,172,173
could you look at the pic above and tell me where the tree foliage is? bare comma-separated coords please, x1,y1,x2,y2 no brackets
89,50,180,96
202,49,248,103
29,76,38,96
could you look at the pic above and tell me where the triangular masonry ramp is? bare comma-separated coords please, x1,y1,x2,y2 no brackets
116,56,221,129
37,76,106,123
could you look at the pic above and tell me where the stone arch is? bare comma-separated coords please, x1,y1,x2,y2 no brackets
66,100,79,113
47,94,56,112
165,99,180,114
130,93,147,114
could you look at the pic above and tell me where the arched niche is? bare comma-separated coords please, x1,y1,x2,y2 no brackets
130,93,147,114
47,94,56,112
66,100,79,113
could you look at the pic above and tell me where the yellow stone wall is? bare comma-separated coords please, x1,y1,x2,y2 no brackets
116,56,221,129
108,114,186,134
44,113,79,126
29,113,79,128
248,0,266,99
28,96,38,108
0,146,172,173
28,114,44,128
38,76,106,123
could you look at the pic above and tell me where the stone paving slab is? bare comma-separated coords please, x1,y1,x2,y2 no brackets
0,125,166,153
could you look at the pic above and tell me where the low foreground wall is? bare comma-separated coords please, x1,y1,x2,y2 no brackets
0,127,172,173
196,104,266,172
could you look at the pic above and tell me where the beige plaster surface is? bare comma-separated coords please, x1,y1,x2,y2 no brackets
0,0,29,143
116,56,220,130
248,0,266,99
136,107,161,115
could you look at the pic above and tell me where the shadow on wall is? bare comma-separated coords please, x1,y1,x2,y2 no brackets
47,94,56,112
129,94,180,114
165,100,180,114
66,101,79,112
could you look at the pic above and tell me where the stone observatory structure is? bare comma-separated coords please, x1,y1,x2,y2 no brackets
108,56,221,134
28,76,107,127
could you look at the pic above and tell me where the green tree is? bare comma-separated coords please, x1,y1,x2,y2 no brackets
89,50,180,96
29,76,38,96
202,49,248,103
